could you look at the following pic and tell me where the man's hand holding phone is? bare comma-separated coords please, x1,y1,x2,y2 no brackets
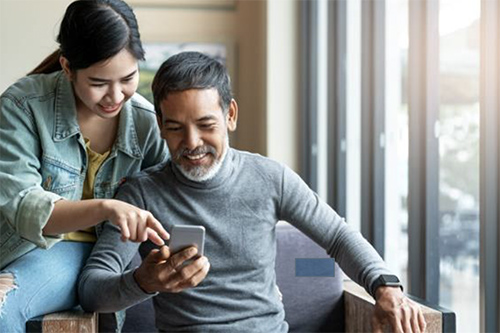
134,225,209,294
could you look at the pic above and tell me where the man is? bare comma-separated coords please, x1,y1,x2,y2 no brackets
79,51,426,332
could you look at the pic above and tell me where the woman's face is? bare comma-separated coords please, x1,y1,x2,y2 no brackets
62,49,139,119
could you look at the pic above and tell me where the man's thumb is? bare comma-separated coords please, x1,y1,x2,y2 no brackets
146,246,171,263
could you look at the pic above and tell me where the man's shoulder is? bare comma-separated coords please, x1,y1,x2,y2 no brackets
233,149,284,170
233,149,305,188
232,149,288,183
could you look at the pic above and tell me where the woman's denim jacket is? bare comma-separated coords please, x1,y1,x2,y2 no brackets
0,71,168,269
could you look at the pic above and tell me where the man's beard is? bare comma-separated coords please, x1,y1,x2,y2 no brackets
173,136,229,183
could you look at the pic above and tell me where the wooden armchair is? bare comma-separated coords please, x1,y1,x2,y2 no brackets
27,223,455,332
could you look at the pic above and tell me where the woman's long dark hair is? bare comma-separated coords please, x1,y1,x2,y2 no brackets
29,0,144,75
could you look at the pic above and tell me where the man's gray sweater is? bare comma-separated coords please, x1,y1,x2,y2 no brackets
78,148,391,332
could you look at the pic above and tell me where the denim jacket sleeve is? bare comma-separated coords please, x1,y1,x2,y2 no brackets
0,95,63,249
133,96,169,169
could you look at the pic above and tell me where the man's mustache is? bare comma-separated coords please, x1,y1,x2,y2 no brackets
174,146,217,160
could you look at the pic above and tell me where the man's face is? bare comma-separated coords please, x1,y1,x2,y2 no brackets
158,88,237,182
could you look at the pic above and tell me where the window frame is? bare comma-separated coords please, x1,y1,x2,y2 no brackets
326,0,347,216
301,0,319,190
360,0,386,256
479,0,500,330
407,0,440,304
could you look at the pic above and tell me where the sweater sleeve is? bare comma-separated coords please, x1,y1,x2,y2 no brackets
278,165,392,297
78,181,156,313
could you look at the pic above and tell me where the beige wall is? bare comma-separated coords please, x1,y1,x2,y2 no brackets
0,0,300,171
0,0,71,92
266,0,300,172
132,0,269,159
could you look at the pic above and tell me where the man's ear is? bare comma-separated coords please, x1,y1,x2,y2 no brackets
59,56,72,80
156,114,166,138
226,99,238,132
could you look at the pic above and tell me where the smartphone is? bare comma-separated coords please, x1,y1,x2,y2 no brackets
169,225,205,257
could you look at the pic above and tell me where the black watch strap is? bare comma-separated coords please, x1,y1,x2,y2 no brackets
371,274,403,296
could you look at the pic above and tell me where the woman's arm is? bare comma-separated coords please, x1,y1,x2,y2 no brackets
0,92,168,249
44,199,169,246
0,94,61,249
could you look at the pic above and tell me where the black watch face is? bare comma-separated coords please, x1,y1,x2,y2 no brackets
381,275,400,283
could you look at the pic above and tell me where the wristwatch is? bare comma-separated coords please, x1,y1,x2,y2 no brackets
371,274,403,296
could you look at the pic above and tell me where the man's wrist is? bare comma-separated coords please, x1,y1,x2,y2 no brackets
375,285,404,301
133,268,155,294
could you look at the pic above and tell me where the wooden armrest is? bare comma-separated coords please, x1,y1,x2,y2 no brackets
26,309,98,333
343,280,455,333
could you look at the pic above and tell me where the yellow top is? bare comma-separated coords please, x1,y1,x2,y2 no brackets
63,138,110,242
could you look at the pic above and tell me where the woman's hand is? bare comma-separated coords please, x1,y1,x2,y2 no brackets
102,199,169,246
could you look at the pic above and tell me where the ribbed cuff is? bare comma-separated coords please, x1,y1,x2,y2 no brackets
122,269,159,300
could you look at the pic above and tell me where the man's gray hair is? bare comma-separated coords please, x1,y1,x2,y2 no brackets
152,51,233,119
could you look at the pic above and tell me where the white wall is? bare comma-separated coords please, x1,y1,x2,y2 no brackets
0,0,71,92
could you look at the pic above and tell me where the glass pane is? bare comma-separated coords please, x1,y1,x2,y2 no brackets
345,0,362,232
439,0,480,331
384,0,409,291
317,0,329,201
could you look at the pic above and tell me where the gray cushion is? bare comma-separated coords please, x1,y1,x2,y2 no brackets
275,223,344,332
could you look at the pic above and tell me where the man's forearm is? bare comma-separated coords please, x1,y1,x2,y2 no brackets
79,268,154,313
77,221,151,313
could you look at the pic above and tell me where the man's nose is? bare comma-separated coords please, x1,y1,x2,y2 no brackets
184,129,202,150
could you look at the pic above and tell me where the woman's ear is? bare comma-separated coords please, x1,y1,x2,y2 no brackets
59,56,72,80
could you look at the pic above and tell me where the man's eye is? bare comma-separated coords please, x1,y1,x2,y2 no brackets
90,83,106,87
165,127,181,131
200,123,216,129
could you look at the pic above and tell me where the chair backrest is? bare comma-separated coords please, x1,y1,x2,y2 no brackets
275,223,345,332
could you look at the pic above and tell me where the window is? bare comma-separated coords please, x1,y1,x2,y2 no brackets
345,0,362,232
438,0,480,330
303,0,499,331
384,0,409,291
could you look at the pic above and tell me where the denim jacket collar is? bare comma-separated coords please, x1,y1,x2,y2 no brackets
114,100,143,159
53,73,80,142
53,72,142,159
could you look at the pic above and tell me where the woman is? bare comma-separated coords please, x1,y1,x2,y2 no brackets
0,0,169,330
